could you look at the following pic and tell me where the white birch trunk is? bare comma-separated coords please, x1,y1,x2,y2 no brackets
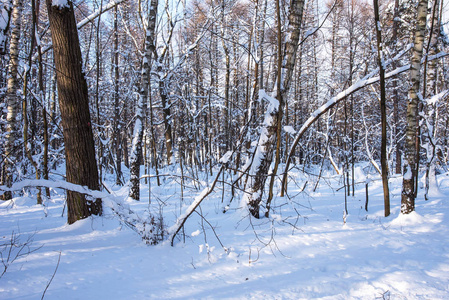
129,0,158,200
401,0,428,214
246,0,305,218
1,0,23,200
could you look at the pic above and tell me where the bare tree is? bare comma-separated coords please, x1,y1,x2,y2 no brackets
401,0,428,214
1,0,23,201
129,0,158,201
247,0,306,218
373,0,390,216
423,0,441,200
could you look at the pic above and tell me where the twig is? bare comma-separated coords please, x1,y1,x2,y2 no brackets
41,251,61,300
194,210,227,252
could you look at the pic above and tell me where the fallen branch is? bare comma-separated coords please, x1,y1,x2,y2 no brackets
168,166,224,246
0,179,110,199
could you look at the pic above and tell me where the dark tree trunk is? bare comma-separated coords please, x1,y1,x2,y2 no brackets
391,0,402,175
113,5,123,186
46,0,101,223
373,0,390,217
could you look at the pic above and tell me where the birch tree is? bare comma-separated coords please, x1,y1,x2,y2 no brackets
246,0,306,218
1,0,23,201
401,0,428,214
129,0,158,200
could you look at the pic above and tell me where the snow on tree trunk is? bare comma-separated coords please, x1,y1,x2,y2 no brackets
246,91,281,218
423,0,441,200
401,0,428,214
246,0,305,218
129,0,158,200
1,0,23,201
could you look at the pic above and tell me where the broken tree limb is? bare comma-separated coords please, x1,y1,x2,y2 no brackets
168,166,224,246
0,179,110,198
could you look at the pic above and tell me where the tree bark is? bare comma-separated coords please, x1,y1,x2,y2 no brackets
1,0,23,201
391,0,402,175
401,0,428,214
129,0,158,200
373,0,390,217
113,5,123,186
423,0,440,200
247,0,305,218
46,0,101,223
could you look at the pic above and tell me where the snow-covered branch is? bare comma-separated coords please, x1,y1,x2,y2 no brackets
77,0,127,28
280,49,448,195
0,179,109,199
168,166,224,246
35,0,127,60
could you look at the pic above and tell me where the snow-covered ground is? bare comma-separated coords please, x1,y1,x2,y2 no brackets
1,165,449,299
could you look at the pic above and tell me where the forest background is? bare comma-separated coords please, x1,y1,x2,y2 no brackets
0,0,449,268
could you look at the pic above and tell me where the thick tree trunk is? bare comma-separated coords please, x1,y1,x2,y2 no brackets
46,0,101,223
265,0,284,217
401,0,428,214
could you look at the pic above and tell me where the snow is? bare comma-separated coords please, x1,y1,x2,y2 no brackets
76,1,127,29
377,21,382,31
52,0,69,8
259,89,279,111
389,211,426,227
403,164,413,180
0,3,8,49
1,166,449,299
304,27,318,39
219,150,233,164
427,89,449,106
283,125,296,135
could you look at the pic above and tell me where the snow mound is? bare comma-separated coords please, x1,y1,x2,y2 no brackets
389,211,426,227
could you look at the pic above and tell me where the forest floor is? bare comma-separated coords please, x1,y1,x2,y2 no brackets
1,163,449,299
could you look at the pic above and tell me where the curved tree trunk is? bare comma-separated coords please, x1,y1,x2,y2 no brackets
46,0,101,223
